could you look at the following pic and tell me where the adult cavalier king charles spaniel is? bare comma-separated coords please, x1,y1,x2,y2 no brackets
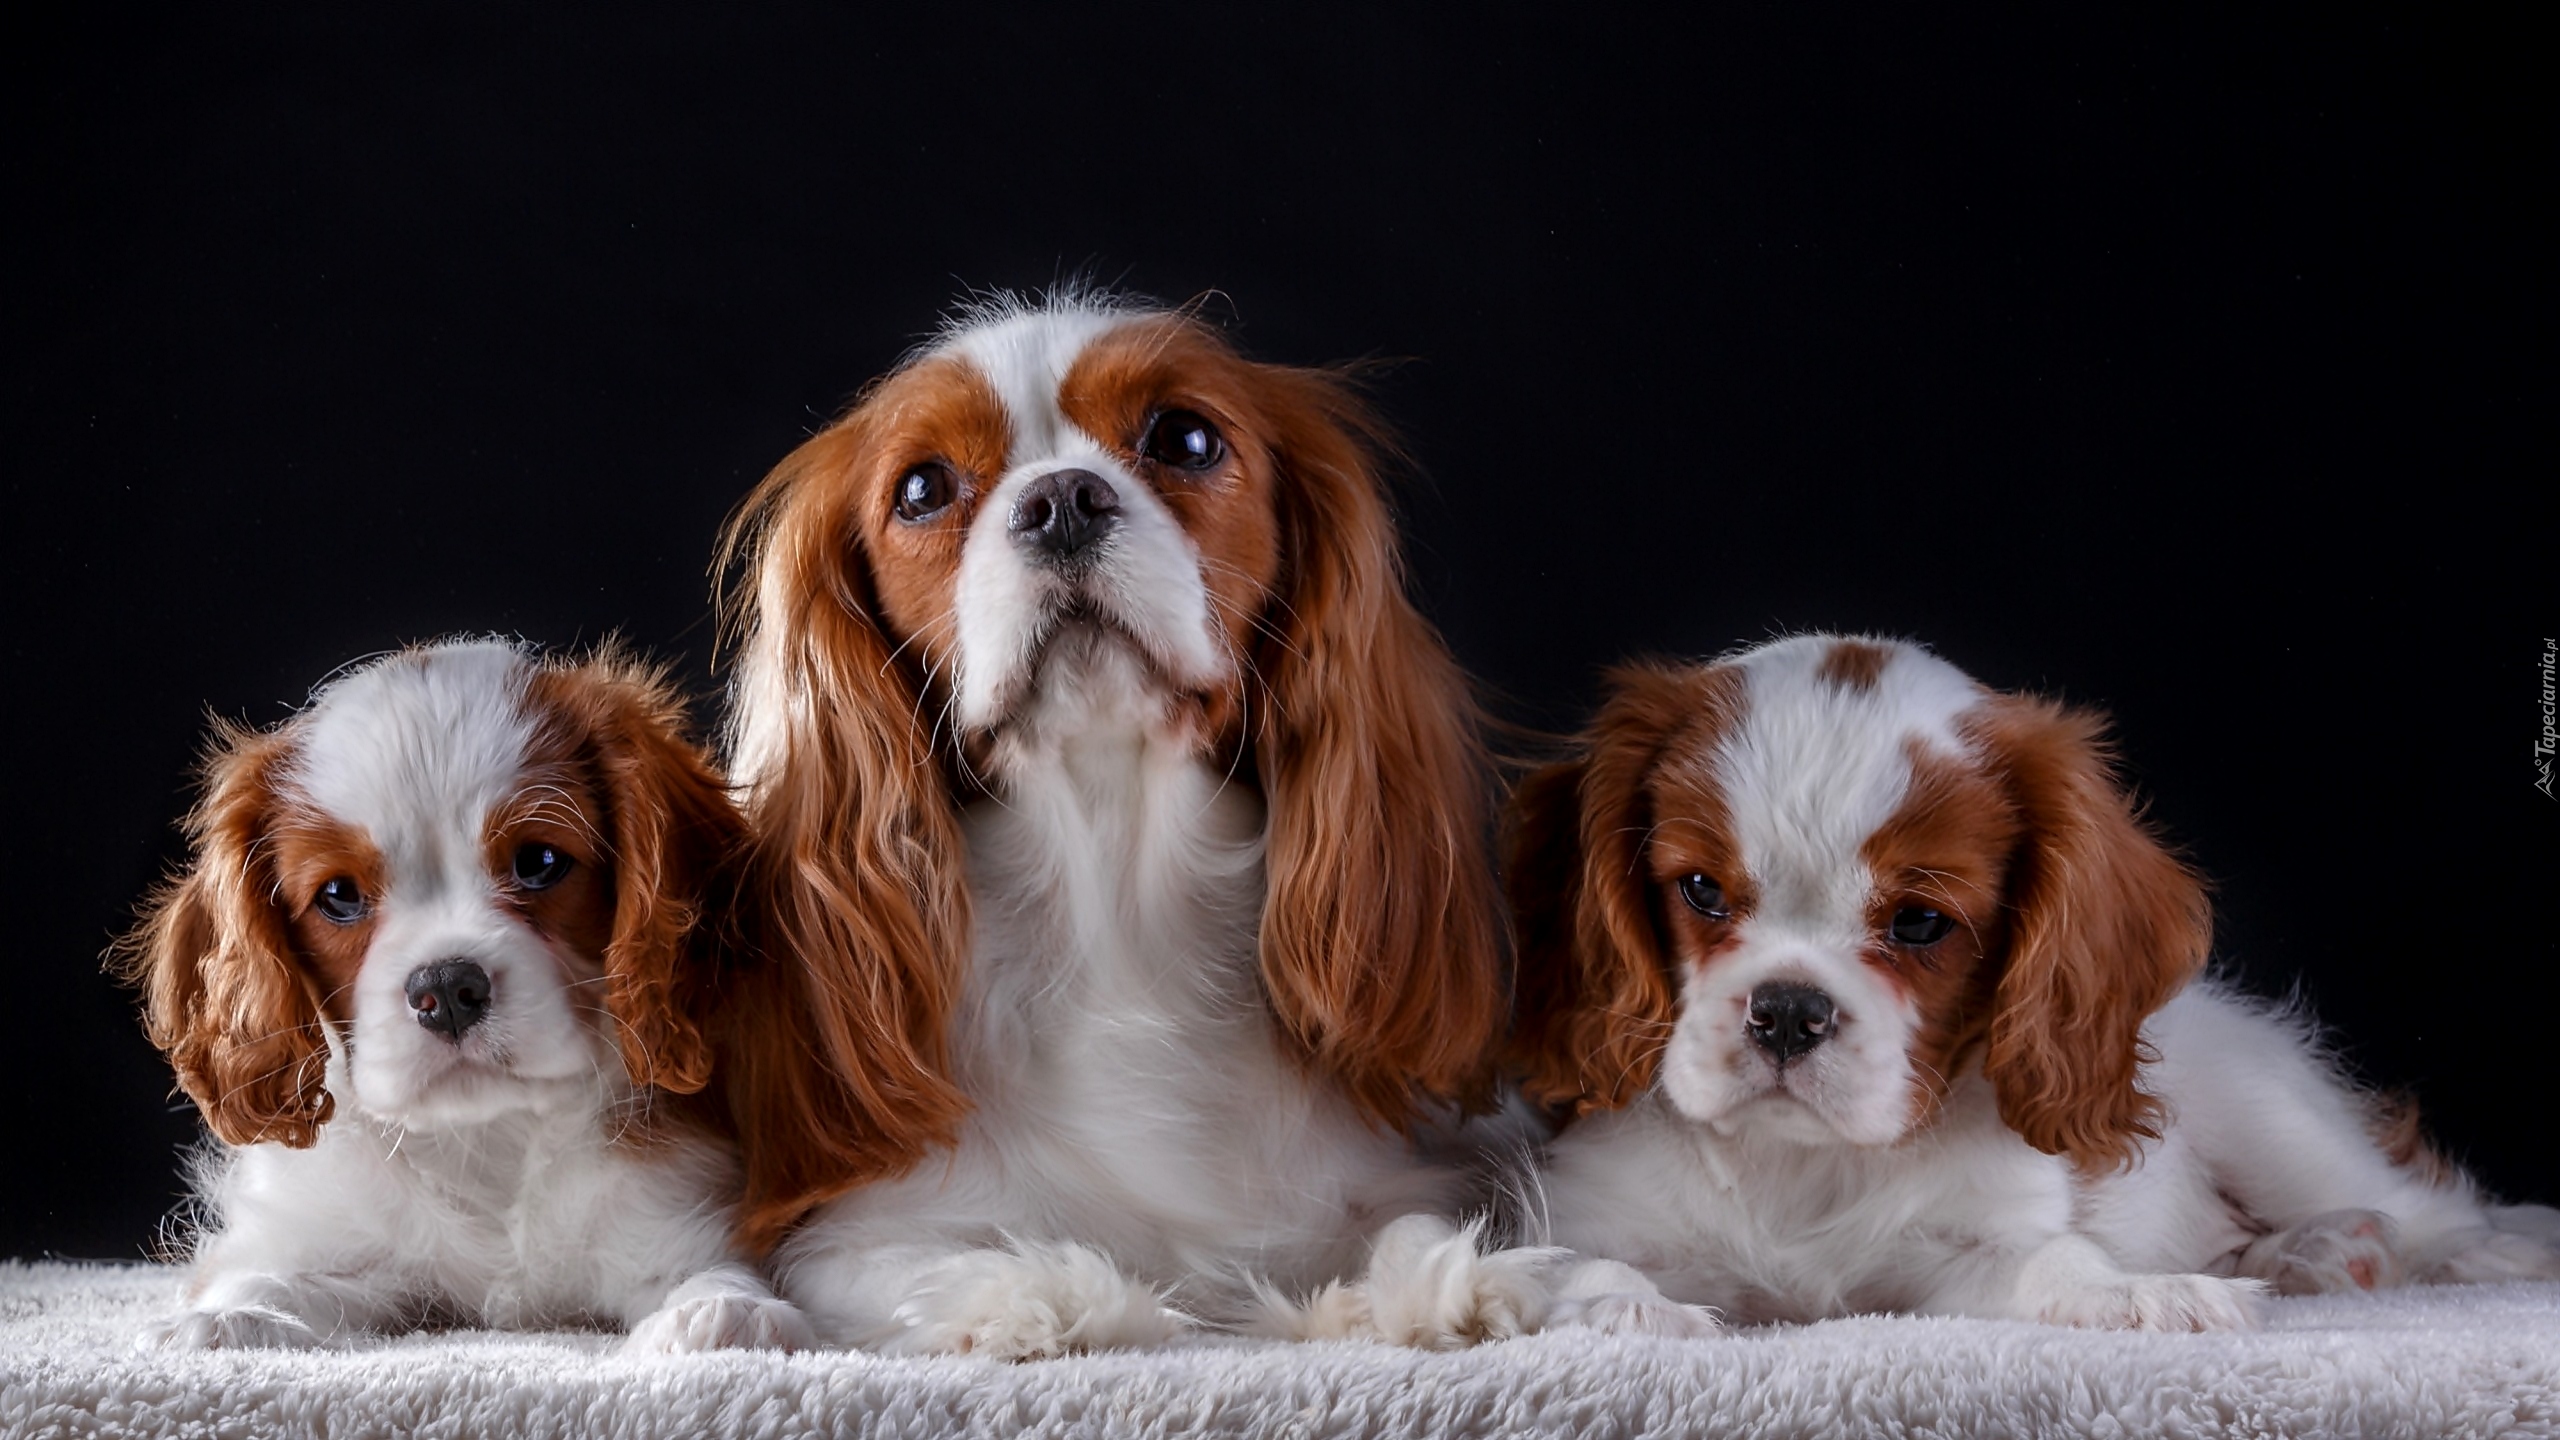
716,293,1536,1357
121,640,809,1352
1503,634,2560,1335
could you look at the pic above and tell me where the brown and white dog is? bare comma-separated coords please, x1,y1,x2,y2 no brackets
120,639,810,1351
1501,634,2560,1335
718,293,1531,1356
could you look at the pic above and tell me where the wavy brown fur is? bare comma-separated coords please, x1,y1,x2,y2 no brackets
1970,695,2213,1174
111,723,335,1149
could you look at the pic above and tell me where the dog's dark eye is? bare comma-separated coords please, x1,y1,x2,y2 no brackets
894,462,958,522
313,877,368,925
512,843,575,890
1677,874,1730,919
1141,409,1225,472
1891,906,1955,945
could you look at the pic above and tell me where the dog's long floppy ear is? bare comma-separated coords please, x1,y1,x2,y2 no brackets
1974,694,2212,1173
1247,364,1507,1129
527,651,738,1097
1506,662,1716,1116
112,721,334,1148
714,420,973,1248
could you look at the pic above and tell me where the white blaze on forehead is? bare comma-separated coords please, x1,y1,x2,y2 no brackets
941,305,1134,466
1714,636,1983,928
939,300,1229,732
289,641,536,887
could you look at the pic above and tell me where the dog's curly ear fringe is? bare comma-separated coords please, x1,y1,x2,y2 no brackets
1975,695,2213,1174
112,720,332,1149
1247,359,1507,1129
712,420,975,1253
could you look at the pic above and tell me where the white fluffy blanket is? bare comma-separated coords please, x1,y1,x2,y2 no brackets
4,1263,2556,1439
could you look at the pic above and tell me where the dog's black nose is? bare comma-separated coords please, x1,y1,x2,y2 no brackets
1008,468,1120,562
405,960,492,1040
1746,982,1835,1065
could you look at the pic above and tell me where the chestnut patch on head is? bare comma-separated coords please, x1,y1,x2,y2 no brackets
1815,639,1894,692
1857,739,2019,1121
1642,745,1759,976
268,813,386,1025
844,356,1016,679
1057,318,1285,699
480,761,616,976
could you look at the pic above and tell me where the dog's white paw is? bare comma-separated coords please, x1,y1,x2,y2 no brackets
139,1304,326,1351
1545,1258,1721,1340
2040,1272,2262,1332
1349,1214,1555,1350
891,1241,1190,1360
626,1289,815,1354
2238,1209,2404,1294
1554,1289,1724,1339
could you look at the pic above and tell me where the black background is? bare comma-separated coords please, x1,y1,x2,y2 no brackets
7,4,2546,1261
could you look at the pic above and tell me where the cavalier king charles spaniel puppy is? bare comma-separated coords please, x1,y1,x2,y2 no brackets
1502,634,2560,1336
716,293,1530,1356
120,639,811,1352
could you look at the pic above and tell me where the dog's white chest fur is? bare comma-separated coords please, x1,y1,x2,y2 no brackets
779,643,1447,1343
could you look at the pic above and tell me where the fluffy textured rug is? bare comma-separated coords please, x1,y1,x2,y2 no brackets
3,1263,2556,1439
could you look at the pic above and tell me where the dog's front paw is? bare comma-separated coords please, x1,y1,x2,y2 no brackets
1553,1289,1724,1339
2238,1209,2403,1294
1545,1258,1721,1340
1343,1214,1556,1350
2039,1272,2262,1332
139,1304,326,1352
890,1241,1190,1360
626,1289,815,1354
